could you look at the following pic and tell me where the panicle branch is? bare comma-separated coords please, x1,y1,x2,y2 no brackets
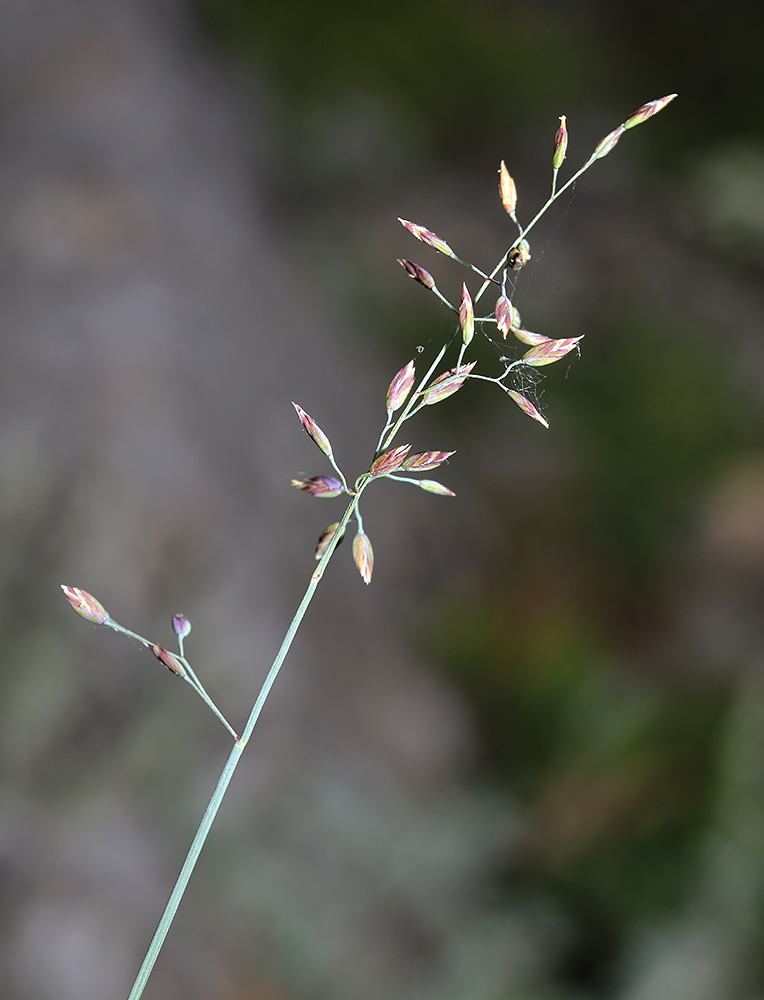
61,586,238,738
290,95,676,583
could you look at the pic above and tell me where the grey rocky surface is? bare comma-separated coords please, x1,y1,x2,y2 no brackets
0,3,513,998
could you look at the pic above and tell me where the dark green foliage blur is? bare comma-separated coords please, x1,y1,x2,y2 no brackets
561,314,756,593
427,588,728,924
197,0,591,159
196,0,764,167
192,0,764,993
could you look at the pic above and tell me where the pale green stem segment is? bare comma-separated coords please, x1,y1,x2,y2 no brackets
354,503,365,535
180,665,238,739
327,453,351,493
432,286,457,312
126,493,361,1000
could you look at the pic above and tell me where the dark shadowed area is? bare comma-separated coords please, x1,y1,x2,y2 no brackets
2,1,764,999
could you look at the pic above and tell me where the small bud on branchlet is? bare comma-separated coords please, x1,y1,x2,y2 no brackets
352,531,374,585
498,161,518,217
292,476,344,498
553,115,568,170
172,614,191,639
315,522,345,560
401,450,455,472
370,444,412,476
421,361,476,405
292,403,333,457
386,360,416,413
507,390,549,428
148,643,187,679
591,126,624,161
508,239,531,271
418,479,456,496
61,585,111,625
397,259,435,290
623,94,677,130
398,219,455,258
512,328,551,346
521,336,583,367
459,284,474,348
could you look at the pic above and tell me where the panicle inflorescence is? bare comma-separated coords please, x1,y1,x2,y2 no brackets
288,95,677,585
62,95,677,1000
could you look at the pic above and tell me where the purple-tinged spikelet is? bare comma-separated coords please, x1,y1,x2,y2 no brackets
61,585,111,625
292,403,333,457
623,94,677,130
512,328,551,347
401,450,455,472
498,161,518,217
421,361,476,405
398,219,455,258
352,531,374,585
172,614,191,639
495,294,521,338
459,284,474,348
397,259,436,290
521,336,583,366
148,643,187,679
418,480,455,496
507,390,549,429
553,115,568,170
292,476,344,498
386,360,416,413
315,522,345,560
370,444,412,477
591,127,624,161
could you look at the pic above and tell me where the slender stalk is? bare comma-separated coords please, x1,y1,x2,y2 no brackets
126,742,243,1000
126,494,360,999
178,662,239,740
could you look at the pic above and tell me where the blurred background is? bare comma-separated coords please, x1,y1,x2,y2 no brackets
2,0,764,998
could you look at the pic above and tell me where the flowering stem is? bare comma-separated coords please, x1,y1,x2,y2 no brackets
126,493,361,1000
122,95,676,997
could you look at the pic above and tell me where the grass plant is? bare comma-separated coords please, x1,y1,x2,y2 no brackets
61,94,676,999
